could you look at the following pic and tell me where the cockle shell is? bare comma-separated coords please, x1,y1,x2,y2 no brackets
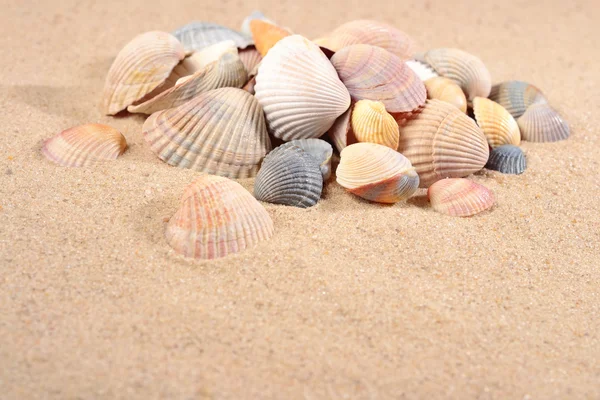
241,11,275,37
351,100,400,149
166,174,274,259
254,145,323,208
485,144,526,174
142,87,271,178
327,108,357,153
397,99,489,187
250,20,291,56
488,81,546,119
422,48,492,101
42,124,127,167
336,143,419,203
279,139,333,180
406,59,439,82
428,178,494,217
172,22,253,52
254,35,351,141
101,31,185,115
517,103,569,142
331,45,426,114
424,76,467,113
239,47,263,76
472,97,520,147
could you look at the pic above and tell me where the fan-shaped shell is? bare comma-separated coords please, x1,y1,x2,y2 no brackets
485,145,526,174
406,59,439,82
254,145,323,208
331,44,426,114
424,76,467,113
241,11,275,37
327,108,357,153
336,143,419,203
250,20,291,56
142,87,271,178
428,178,494,217
351,100,399,149
397,99,489,187
254,35,351,141
517,103,569,142
172,22,253,52
42,124,127,167
472,97,520,147
488,81,546,119
279,139,333,180
239,47,263,76
166,175,274,259
101,31,185,115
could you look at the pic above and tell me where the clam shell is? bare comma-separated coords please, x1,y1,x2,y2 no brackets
517,103,569,142
330,44,426,114
250,20,291,57
142,87,271,178
279,139,333,180
327,108,357,153
351,100,399,149
172,22,253,52
488,81,547,119
101,31,185,115
254,145,323,208
241,11,275,37
485,144,526,174
42,124,127,167
239,47,263,76
428,178,494,217
406,59,439,82
398,99,489,187
472,97,520,147
166,175,274,259
254,35,351,141
242,76,257,95
336,143,419,203
424,76,467,113
423,48,492,101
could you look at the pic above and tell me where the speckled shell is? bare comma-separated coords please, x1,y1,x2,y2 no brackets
166,175,274,259
239,47,263,76
406,59,438,82
488,81,547,119
250,20,291,56
336,143,419,203
428,178,494,217
517,103,569,142
254,145,323,208
485,145,526,174
424,76,467,113
241,11,275,37
172,22,253,52
254,35,351,141
42,124,127,167
423,48,491,101
279,139,333,180
142,87,271,178
331,44,426,114
351,100,399,149
327,108,357,153
101,31,185,115
472,97,520,147
398,99,489,187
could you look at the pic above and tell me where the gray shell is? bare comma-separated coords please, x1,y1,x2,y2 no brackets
173,22,253,52
485,145,526,174
254,145,323,208
488,81,547,119
279,139,333,180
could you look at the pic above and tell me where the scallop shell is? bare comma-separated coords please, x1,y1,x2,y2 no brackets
242,76,257,95
351,100,399,149
142,87,271,178
250,20,291,57
327,108,357,153
279,139,333,180
330,44,426,114
101,31,185,115
42,124,127,167
166,174,274,259
254,35,351,141
472,97,520,147
485,144,526,174
241,11,275,37
517,103,569,142
488,81,547,119
423,48,492,101
424,76,467,113
172,22,253,52
397,99,489,187
239,47,263,76
254,145,323,208
406,59,439,82
428,178,494,217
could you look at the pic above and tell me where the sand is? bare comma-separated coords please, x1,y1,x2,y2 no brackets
1,0,599,398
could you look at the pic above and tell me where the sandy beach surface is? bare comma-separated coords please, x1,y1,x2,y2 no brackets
1,0,599,398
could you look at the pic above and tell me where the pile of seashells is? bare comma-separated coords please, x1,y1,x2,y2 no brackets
42,13,570,259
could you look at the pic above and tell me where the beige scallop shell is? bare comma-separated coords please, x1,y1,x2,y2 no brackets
327,108,357,153
239,47,263,77
428,178,494,217
424,76,467,113
351,100,399,149
517,103,569,142
472,97,520,147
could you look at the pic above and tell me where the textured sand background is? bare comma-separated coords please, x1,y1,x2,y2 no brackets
1,0,599,398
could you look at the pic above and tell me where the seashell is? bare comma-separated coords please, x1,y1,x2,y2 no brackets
472,97,520,147
239,47,263,76
327,108,357,153
241,11,275,37
142,87,271,178
428,178,494,217
242,76,257,95
250,20,292,57
351,100,399,149
485,144,526,174
397,99,489,187
42,123,127,167
336,143,419,203
517,103,569,142
331,44,426,114
422,48,491,101
488,80,547,119
254,144,323,208
279,139,333,180
166,174,274,259
254,35,351,141
172,22,253,53
101,31,185,115
406,59,439,82
424,76,467,113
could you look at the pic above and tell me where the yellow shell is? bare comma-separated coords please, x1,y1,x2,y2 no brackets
428,178,494,217
351,100,399,149
424,76,467,113
250,19,291,57
472,97,520,147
